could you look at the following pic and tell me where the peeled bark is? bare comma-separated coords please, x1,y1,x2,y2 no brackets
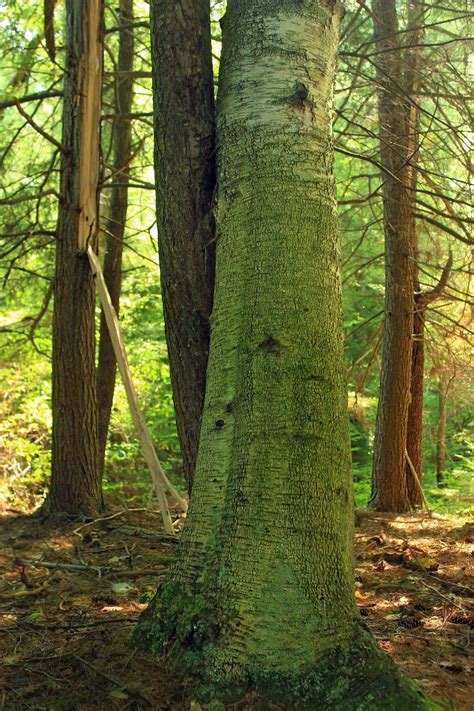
46,0,104,517
97,0,134,477
134,2,435,707
150,0,216,493
370,0,416,512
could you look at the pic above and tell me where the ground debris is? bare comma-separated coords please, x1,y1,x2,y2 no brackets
0,507,472,709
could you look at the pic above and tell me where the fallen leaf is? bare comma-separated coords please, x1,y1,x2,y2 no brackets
412,556,439,572
111,582,133,594
2,655,20,666
109,689,129,700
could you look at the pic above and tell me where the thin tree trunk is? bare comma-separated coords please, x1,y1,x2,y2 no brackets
405,0,426,507
46,0,104,517
370,0,416,512
134,3,434,707
406,295,426,505
436,377,448,487
406,249,451,501
150,0,216,493
97,0,134,477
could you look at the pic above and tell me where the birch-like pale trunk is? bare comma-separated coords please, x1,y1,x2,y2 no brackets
135,1,437,707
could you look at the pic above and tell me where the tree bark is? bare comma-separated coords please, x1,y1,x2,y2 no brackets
404,0,426,507
406,247,451,502
436,377,448,487
97,0,134,477
406,295,426,505
46,0,104,517
150,0,216,493
134,2,435,707
370,0,416,512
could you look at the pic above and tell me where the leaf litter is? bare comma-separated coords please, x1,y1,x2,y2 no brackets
0,504,472,710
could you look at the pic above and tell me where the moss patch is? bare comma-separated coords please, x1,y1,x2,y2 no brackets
244,626,442,710
131,580,219,675
133,596,441,711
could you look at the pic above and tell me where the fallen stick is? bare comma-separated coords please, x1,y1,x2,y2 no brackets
73,507,162,535
73,654,152,704
405,448,432,514
19,559,103,576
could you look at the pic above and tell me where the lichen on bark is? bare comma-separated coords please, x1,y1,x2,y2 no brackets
134,1,441,708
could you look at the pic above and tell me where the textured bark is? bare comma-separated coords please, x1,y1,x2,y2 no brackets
436,378,447,487
134,3,436,708
404,0,426,507
370,0,417,512
46,0,104,517
150,0,216,493
406,295,426,505
97,0,134,477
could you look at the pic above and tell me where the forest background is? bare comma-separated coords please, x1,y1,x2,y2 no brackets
0,0,473,708
0,0,472,517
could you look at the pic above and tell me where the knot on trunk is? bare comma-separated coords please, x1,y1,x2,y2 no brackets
258,336,285,354
290,82,309,109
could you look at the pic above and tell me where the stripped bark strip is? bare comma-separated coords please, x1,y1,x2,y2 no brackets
44,0,57,62
88,246,187,532
78,2,103,250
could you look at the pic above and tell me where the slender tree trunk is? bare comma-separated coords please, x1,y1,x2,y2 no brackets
97,0,134,477
404,0,426,507
406,295,426,505
150,0,216,493
436,377,448,487
46,0,104,517
134,3,435,707
370,0,416,512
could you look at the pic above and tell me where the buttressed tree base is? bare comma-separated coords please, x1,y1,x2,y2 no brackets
134,1,439,708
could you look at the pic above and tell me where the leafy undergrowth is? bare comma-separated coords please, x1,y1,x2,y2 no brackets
0,503,472,710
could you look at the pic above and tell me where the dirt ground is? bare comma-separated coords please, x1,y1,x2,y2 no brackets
0,504,472,710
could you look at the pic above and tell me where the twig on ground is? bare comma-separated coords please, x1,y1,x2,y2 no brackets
417,577,466,610
0,617,139,633
72,507,161,535
19,559,104,576
72,654,152,703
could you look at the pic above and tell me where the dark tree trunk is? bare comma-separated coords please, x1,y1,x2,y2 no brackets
46,0,104,517
97,0,134,477
405,248,451,502
404,0,426,507
150,0,216,493
406,294,426,505
370,0,416,512
436,377,448,487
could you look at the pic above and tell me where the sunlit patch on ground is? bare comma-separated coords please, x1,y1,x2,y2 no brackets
0,506,472,709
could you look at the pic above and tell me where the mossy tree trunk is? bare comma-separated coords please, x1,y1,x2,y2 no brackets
135,2,437,708
46,0,104,517
150,0,216,493
97,0,134,477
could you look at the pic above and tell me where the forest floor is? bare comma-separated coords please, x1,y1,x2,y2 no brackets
0,502,472,711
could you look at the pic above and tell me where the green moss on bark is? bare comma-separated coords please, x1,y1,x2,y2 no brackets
131,580,218,674
134,601,440,710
